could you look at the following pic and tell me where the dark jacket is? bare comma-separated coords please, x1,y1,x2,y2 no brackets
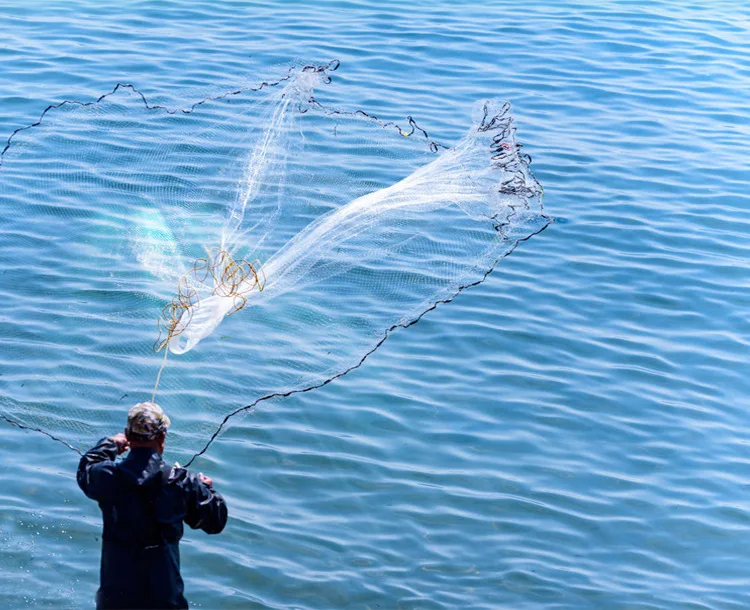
77,438,228,610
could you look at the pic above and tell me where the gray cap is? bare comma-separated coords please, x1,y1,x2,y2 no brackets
126,402,171,439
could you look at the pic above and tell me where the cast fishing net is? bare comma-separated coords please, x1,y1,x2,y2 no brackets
0,62,550,462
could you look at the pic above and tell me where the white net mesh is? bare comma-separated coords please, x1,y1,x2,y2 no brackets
0,62,550,462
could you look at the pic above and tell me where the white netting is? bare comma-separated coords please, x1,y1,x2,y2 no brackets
0,63,549,462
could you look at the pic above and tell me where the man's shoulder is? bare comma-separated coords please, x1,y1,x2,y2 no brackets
164,464,198,487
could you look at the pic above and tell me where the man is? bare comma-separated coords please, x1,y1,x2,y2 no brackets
77,402,228,609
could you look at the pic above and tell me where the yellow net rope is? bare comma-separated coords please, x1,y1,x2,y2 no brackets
151,248,266,400
154,248,266,353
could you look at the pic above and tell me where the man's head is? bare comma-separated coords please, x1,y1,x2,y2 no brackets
125,402,171,453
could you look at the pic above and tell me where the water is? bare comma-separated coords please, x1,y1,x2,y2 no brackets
1,1,748,608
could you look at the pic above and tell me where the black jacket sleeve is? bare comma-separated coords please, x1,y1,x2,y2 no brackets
181,470,228,534
77,437,119,502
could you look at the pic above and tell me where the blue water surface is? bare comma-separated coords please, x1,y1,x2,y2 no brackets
1,1,749,608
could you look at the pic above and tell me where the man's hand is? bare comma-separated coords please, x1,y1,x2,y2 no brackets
198,473,213,488
111,433,129,455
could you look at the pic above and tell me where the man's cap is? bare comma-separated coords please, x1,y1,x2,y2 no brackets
126,402,171,439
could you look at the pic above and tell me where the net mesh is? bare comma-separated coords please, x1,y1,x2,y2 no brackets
0,62,550,463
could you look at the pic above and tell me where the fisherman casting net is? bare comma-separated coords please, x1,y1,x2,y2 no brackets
0,62,550,462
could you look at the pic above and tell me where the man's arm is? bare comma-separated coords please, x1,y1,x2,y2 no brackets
182,471,228,534
76,435,128,501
